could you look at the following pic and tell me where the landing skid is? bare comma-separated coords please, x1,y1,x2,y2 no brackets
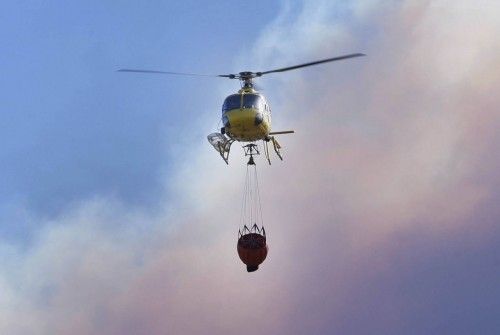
208,131,292,165
271,136,283,161
263,136,283,164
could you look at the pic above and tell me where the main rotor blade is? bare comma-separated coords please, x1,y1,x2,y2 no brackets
258,53,365,75
117,69,231,78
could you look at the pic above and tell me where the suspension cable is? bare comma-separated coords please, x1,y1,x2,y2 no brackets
239,144,264,229
254,164,264,227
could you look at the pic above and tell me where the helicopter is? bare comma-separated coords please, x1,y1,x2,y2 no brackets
118,53,365,164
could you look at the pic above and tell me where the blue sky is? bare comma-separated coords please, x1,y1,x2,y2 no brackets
1,0,283,242
1,1,500,334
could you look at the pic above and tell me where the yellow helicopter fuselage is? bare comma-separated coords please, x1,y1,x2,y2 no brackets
222,88,271,142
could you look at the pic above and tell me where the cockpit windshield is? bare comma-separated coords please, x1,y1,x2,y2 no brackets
222,94,265,113
243,94,264,109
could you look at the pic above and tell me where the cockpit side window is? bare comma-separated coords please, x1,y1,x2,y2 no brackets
222,95,241,114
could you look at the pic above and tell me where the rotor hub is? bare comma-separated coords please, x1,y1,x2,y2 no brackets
237,72,260,88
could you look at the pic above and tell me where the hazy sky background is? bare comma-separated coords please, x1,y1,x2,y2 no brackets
1,1,500,334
